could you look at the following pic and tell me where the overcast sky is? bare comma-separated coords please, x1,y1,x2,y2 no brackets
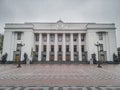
0,0,120,47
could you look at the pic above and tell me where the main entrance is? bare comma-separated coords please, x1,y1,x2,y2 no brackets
58,55,62,61
66,55,70,61
100,51,106,63
50,55,54,61
13,51,20,63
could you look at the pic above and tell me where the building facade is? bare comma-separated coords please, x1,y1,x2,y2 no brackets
3,20,117,63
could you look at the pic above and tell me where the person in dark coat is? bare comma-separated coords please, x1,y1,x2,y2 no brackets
24,53,28,64
2,53,8,64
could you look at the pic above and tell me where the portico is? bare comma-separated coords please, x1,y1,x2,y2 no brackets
37,33,83,62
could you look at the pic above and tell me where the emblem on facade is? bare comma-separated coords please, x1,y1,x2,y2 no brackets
56,20,64,29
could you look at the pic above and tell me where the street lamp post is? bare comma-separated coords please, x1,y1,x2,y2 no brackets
17,43,25,68
95,42,102,68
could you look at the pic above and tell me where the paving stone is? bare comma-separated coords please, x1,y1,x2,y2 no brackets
0,86,120,90
0,64,120,86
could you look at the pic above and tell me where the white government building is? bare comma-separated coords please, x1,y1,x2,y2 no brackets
3,20,117,63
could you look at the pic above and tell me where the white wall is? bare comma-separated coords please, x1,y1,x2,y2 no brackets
107,30,117,61
87,29,117,62
3,31,12,61
21,30,34,61
87,30,98,61
3,28,34,61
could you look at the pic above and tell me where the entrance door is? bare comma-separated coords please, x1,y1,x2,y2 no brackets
58,55,62,61
100,54,105,63
15,54,20,63
74,54,78,61
50,55,54,61
13,51,20,63
82,52,87,62
42,54,46,61
66,55,70,61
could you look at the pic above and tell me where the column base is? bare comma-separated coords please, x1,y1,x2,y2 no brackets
78,59,82,61
70,59,74,61
54,59,58,61
46,59,49,61
38,59,41,61
63,59,66,61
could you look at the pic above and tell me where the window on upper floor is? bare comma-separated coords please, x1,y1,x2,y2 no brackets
16,44,21,51
74,45,77,52
58,45,62,52
66,45,69,52
17,33,21,40
100,44,104,51
73,34,78,42
98,33,103,40
58,34,62,42
34,33,39,41
50,34,54,42
81,34,85,42
66,34,70,42
43,45,46,52
35,45,39,52
81,45,84,52
51,45,54,52
43,34,47,42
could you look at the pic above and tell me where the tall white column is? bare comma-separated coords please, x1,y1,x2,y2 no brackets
46,33,50,61
70,33,74,61
62,33,66,61
54,33,58,61
78,33,82,61
106,32,110,61
38,33,42,61
10,32,15,61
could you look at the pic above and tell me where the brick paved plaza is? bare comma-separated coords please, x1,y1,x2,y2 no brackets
0,64,120,89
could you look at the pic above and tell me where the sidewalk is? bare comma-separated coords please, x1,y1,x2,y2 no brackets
0,64,120,86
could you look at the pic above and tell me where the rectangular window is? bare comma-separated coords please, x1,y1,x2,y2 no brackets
81,45,84,52
35,45,39,52
16,44,21,51
66,34,70,42
100,44,103,51
98,33,103,40
51,45,54,52
59,45,62,52
43,55,46,58
73,34,78,42
43,34,47,42
81,34,85,41
17,33,21,40
43,45,46,52
50,34,54,42
58,34,62,42
66,45,69,52
34,33,39,41
74,45,77,52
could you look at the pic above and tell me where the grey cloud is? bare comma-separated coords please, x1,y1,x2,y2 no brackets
0,0,120,47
